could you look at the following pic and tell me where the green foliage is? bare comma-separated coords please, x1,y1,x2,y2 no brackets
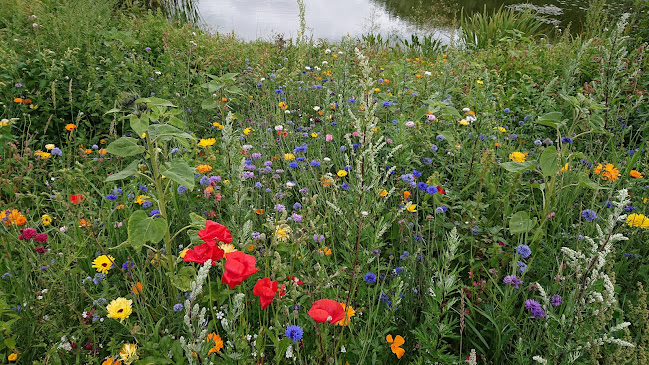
461,6,547,48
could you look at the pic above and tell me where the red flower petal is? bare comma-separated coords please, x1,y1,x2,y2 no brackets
308,299,345,324
198,220,233,244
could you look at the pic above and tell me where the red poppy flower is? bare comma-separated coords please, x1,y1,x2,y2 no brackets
288,275,304,285
436,185,446,195
308,299,345,324
183,240,225,265
221,251,258,289
253,277,278,309
70,194,84,204
198,220,233,244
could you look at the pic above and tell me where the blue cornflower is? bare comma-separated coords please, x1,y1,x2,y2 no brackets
310,160,320,167
426,186,438,195
142,200,152,208
352,144,360,150
581,209,599,222
139,185,148,192
436,135,445,141
341,182,350,190
431,144,438,152
173,303,184,311
106,194,118,200
412,170,422,178
340,146,347,152
534,140,542,146
151,210,161,216
561,137,573,143
288,162,298,168
400,251,410,260
395,267,404,275
293,202,302,210
435,206,448,214
364,272,377,283
517,261,527,274
418,182,428,191
422,157,432,165
284,325,304,343
517,244,532,259
504,108,510,113
177,185,188,194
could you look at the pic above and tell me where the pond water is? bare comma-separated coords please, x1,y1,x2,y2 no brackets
196,0,626,42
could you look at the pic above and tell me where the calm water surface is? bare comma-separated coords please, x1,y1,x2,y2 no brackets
196,0,616,42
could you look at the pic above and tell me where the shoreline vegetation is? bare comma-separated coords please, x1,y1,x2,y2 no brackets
1,0,649,363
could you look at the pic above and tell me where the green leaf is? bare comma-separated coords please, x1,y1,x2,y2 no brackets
161,160,195,190
413,107,427,121
168,116,185,129
130,114,149,136
499,160,537,173
509,211,537,234
168,266,196,291
225,85,244,95
128,211,167,252
4,337,16,350
106,137,145,157
136,97,176,107
578,172,606,190
105,159,140,182
535,111,565,128
104,108,122,114
201,98,219,110
147,124,192,142
539,146,559,177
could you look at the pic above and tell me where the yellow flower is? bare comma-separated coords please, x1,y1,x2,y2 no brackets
205,333,224,354
275,224,292,242
406,203,417,213
8,353,18,362
34,150,51,159
212,122,224,129
92,255,115,274
198,138,216,147
243,128,252,135
278,101,288,110
509,152,526,162
458,119,469,126
45,143,55,150
379,189,388,197
179,248,189,259
595,163,620,181
337,170,347,177
476,79,484,85
219,243,237,253
560,163,570,172
107,298,133,323
336,303,355,326
65,123,76,131
0,119,9,127
134,195,149,205
284,153,295,161
320,246,332,256
42,214,52,226
374,88,381,92
102,358,122,365
140,132,146,139
495,127,506,133
311,132,318,138
630,170,643,178
119,343,138,364
321,175,333,187
197,164,212,173
627,213,649,229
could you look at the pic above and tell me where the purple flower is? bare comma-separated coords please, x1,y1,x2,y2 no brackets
177,185,188,194
284,325,303,342
426,185,438,195
291,213,302,223
524,299,546,318
517,244,532,259
581,209,599,222
173,303,183,311
364,272,377,283
274,204,286,212
503,275,523,289
550,295,562,306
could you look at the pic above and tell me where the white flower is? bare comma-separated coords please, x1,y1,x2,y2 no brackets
325,48,331,54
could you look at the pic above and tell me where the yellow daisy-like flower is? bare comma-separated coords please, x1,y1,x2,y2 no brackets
406,203,417,213
284,153,295,161
379,189,388,197
219,243,237,253
275,224,292,242
198,138,216,147
278,101,288,110
495,127,506,133
45,143,55,150
8,353,18,362
92,255,115,274
311,132,318,138
336,303,355,326
107,298,133,323
627,213,649,229
509,152,526,162
243,128,252,135
119,343,138,364
212,122,224,129
337,170,348,177
458,119,469,126
134,195,149,205
42,214,52,226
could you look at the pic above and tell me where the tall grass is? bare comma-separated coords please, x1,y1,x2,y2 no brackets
460,6,547,48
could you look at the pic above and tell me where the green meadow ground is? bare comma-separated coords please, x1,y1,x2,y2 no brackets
1,0,649,363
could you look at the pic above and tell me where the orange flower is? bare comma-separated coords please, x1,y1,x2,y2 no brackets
102,358,121,365
131,282,143,294
321,175,333,187
79,218,91,227
594,163,620,181
197,164,213,173
403,191,411,200
13,98,23,103
205,333,223,354
254,209,264,215
630,170,643,179
15,216,26,226
65,124,77,131
386,334,405,359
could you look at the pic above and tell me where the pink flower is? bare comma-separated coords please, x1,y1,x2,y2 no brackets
325,134,333,142
427,114,436,121
34,233,48,243
405,121,415,128
20,227,37,240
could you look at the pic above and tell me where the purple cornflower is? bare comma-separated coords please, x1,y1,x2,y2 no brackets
284,325,304,342
581,209,599,222
524,299,546,318
517,244,532,259
364,272,377,283
173,303,183,311
550,295,562,306
503,275,523,289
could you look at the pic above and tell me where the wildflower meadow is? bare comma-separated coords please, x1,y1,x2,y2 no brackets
1,0,649,363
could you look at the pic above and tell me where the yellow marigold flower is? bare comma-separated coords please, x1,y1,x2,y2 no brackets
219,243,237,253
198,138,216,147
336,303,355,326
8,353,18,362
42,214,52,226
495,127,506,133
0,119,10,127
509,152,526,162
337,170,347,177
134,195,149,205
45,143,55,150
284,153,295,161
278,101,288,110
374,88,380,92
196,164,212,173
65,123,76,131
119,343,138,364
243,128,252,135
406,203,417,212
627,213,649,229
630,170,643,178
179,248,189,259
275,224,292,242
107,298,133,323
379,189,388,197
205,333,224,354
476,79,484,85
92,255,115,274
311,132,318,138
560,163,570,172
212,122,224,129
458,119,469,126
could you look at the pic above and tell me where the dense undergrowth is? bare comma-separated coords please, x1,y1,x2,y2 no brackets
1,0,649,363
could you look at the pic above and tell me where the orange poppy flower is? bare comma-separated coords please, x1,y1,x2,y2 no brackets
65,124,77,131
131,282,143,294
255,209,264,215
386,334,405,359
13,98,23,103
403,191,411,200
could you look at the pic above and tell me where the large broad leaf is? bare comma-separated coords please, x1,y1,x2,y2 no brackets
413,107,428,121
534,111,565,128
147,124,192,142
105,159,140,182
161,160,195,190
500,160,537,173
167,266,196,291
509,211,537,234
128,210,167,252
136,97,176,107
201,98,219,110
130,114,149,136
540,146,560,177
106,137,145,157
578,172,606,190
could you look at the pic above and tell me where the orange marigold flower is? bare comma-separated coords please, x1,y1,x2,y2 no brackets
630,170,643,178
13,98,23,103
196,164,213,173
65,124,77,131
255,209,264,215
205,333,223,354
